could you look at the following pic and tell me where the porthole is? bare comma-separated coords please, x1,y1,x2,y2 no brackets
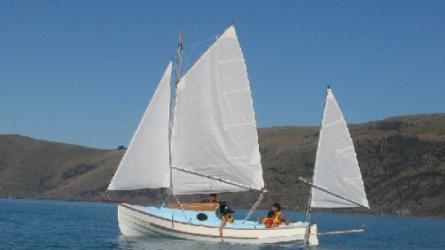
196,213,208,221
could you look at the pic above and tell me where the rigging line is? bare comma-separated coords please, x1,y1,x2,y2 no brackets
183,36,217,49
172,193,190,221
177,24,234,83
242,190,267,223
171,166,261,192
298,177,367,208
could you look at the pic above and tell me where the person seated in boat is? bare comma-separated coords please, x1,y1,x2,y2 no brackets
271,202,289,226
263,210,275,228
208,193,218,203
201,193,218,203
215,201,228,218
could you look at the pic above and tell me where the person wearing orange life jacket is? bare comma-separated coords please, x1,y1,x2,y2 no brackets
208,193,218,203
263,210,275,228
270,203,289,226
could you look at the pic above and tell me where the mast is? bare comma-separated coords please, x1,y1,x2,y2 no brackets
165,31,189,219
305,85,330,222
169,32,184,190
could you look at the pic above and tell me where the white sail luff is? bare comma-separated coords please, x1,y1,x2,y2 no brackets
310,88,369,208
108,63,172,190
171,26,264,195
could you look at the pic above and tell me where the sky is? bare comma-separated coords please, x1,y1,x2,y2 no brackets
1,0,444,149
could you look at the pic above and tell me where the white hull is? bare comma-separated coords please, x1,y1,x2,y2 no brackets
117,203,312,244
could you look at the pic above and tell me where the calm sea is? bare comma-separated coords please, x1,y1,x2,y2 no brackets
0,198,444,250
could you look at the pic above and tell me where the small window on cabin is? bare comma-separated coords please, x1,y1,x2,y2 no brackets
196,213,208,221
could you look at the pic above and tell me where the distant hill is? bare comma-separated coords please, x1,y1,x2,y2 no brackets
1,113,444,216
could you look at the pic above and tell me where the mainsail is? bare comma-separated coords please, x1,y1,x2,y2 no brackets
108,63,172,190
108,26,264,195
310,87,369,208
171,26,264,195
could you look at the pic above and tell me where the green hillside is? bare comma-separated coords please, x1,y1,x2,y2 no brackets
1,113,444,216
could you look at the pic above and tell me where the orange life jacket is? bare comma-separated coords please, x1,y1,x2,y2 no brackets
263,217,274,228
273,211,283,225
221,214,234,223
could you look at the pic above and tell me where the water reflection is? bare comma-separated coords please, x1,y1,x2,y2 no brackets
115,235,307,250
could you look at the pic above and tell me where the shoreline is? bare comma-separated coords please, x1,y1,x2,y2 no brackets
2,196,444,220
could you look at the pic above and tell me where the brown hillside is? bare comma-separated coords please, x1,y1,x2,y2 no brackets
0,113,444,216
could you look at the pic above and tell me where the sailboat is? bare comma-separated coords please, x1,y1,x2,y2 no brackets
107,25,312,244
107,25,368,245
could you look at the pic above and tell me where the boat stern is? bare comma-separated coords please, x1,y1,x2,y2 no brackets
307,223,319,245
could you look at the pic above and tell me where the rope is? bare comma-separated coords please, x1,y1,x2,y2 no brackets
242,190,267,223
172,192,189,221
183,36,217,50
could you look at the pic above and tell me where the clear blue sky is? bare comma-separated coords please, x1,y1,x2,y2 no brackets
1,0,444,149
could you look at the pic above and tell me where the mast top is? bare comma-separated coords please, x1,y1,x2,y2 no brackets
174,32,184,85
177,31,184,48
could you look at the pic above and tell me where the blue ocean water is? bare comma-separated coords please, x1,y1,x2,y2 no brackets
0,198,444,250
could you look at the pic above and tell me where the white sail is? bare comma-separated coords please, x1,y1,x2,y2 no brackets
310,88,369,208
108,63,172,190
171,26,264,195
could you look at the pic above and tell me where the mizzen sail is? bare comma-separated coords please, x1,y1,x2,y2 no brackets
171,26,264,195
310,87,369,208
108,62,172,190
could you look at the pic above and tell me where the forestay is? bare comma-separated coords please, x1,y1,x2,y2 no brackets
311,88,369,208
171,26,264,195
108,63,172,190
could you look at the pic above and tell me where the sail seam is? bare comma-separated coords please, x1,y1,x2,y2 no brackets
219,57,243,64
323,119,343,127
222,122,256,128
222,88,250,94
